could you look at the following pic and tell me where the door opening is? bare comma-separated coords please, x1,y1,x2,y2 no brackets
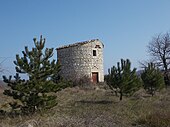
92,72,99,83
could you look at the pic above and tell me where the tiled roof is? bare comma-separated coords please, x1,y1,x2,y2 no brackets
56,39,100,50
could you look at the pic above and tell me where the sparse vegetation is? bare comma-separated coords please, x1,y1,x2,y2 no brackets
0,86,170,127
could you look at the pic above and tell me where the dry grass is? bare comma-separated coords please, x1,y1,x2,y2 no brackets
137,110,170,127
135,88,170,127
0,86,170,127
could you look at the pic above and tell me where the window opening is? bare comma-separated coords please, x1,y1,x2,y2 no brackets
95,45,101,48
93,50,97,56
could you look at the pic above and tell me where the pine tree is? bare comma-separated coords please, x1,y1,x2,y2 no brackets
141,62,165,96
106,59,142,100
2,35,68,115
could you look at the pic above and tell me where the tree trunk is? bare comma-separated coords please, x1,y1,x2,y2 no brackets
151,85,154,96
163,58,169,86
120,91,123,101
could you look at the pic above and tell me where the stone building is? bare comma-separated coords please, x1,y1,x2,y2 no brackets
56,39,104,83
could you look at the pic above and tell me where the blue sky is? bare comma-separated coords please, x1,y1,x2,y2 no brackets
1,0,170,78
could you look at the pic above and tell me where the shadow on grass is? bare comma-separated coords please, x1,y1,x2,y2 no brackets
76,100,114,104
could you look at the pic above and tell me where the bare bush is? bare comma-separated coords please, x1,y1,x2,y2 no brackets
72,75,94,89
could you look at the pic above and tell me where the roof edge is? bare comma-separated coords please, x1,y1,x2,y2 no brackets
56,39,103,50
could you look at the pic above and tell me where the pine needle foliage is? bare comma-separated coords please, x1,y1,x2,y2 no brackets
1,36,67,115
106,59,142,100
141,62,165,96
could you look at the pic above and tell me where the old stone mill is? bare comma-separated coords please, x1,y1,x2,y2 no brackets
56,39,104,83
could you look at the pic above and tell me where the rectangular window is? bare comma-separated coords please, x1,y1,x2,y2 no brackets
93,50,97,56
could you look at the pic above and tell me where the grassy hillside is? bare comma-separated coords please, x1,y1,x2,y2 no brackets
0,85,170,127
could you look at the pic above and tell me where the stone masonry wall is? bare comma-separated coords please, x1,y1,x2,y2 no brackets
57,39,104,82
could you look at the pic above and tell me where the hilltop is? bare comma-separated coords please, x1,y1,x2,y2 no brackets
0,85,170,127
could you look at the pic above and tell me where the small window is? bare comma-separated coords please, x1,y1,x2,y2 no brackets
95,45,101,48
93,50,97,56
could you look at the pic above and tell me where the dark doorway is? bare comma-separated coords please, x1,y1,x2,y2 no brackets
92,72,99,83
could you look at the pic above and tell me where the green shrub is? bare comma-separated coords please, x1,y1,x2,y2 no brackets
106,59,142,100
141,62,165,96
1,36,68,116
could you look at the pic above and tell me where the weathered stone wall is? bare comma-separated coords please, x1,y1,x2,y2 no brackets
57,39,104,82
